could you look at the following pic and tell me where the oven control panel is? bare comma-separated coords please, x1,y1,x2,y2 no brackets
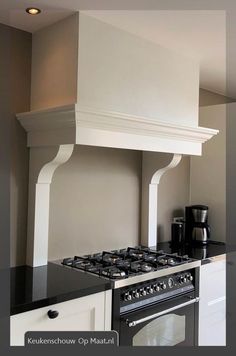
120,271,195,313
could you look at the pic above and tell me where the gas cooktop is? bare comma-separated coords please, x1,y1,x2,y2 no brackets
60,246,200,288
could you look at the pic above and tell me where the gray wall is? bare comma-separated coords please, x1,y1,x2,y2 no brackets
48,146,142,259
1,24,32,267
155,156,190,241
190,104,226,241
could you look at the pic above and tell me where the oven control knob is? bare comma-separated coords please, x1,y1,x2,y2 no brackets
124,292,131,301
132,290,140,299
153,284,160,292
168,278,174,288
188,274,193,281
140,289,147,296
179,275,186,283
160,282,166,290
154,284,160,292
149,288,154,294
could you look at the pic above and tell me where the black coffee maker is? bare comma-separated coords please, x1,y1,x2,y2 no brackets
185,205,211,245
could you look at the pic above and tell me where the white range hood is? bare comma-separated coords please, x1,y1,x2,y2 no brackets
17,103,217,155
17,13,218,267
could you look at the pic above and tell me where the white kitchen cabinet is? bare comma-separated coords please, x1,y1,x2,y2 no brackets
11,290,112,346
198,256,226,346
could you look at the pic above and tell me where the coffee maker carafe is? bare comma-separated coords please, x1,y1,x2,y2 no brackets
185,205,210,244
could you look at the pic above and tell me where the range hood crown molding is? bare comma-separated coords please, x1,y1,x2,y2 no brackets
17,103,218,156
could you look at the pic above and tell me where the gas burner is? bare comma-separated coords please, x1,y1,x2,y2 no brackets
141,263,153,272
62,257,74,266
102,253,122,264
116,260,131,269
130,262,140,273
143,254,156,263
84,265,102,273
62,256,89,267
127,248,145,260
73,260,93,268
130,262,153,273
101,267,127,279
167,258,176,266
157,257,168,266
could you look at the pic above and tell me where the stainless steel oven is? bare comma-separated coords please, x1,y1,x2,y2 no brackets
58,245,200,346
112,268,199,346
120,291,198,346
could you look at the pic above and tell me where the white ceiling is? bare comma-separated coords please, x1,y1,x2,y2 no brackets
0,1,227,96
0,0,74,33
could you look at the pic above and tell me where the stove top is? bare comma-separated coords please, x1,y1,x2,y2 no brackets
61,246,197,285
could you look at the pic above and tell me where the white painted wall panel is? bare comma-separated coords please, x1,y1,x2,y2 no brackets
78,13,199,127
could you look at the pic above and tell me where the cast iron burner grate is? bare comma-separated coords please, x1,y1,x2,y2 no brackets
61,246,191,280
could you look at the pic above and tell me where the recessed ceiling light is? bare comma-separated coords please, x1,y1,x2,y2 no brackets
26,8,41,15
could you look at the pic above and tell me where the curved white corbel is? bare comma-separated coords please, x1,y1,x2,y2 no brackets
148,154,182,247
150,154,182,185
38,145,75,184
32,144,74,266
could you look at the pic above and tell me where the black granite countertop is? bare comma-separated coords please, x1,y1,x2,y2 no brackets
153,240,226,262
11,241,232,315
11,262,111,315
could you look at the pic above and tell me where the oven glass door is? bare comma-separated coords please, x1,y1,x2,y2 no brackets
120,292,197,346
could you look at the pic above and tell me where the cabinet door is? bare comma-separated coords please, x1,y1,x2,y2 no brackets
11,290,111,346
198,257,226,346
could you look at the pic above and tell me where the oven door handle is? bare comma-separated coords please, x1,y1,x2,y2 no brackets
125,297,200,327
